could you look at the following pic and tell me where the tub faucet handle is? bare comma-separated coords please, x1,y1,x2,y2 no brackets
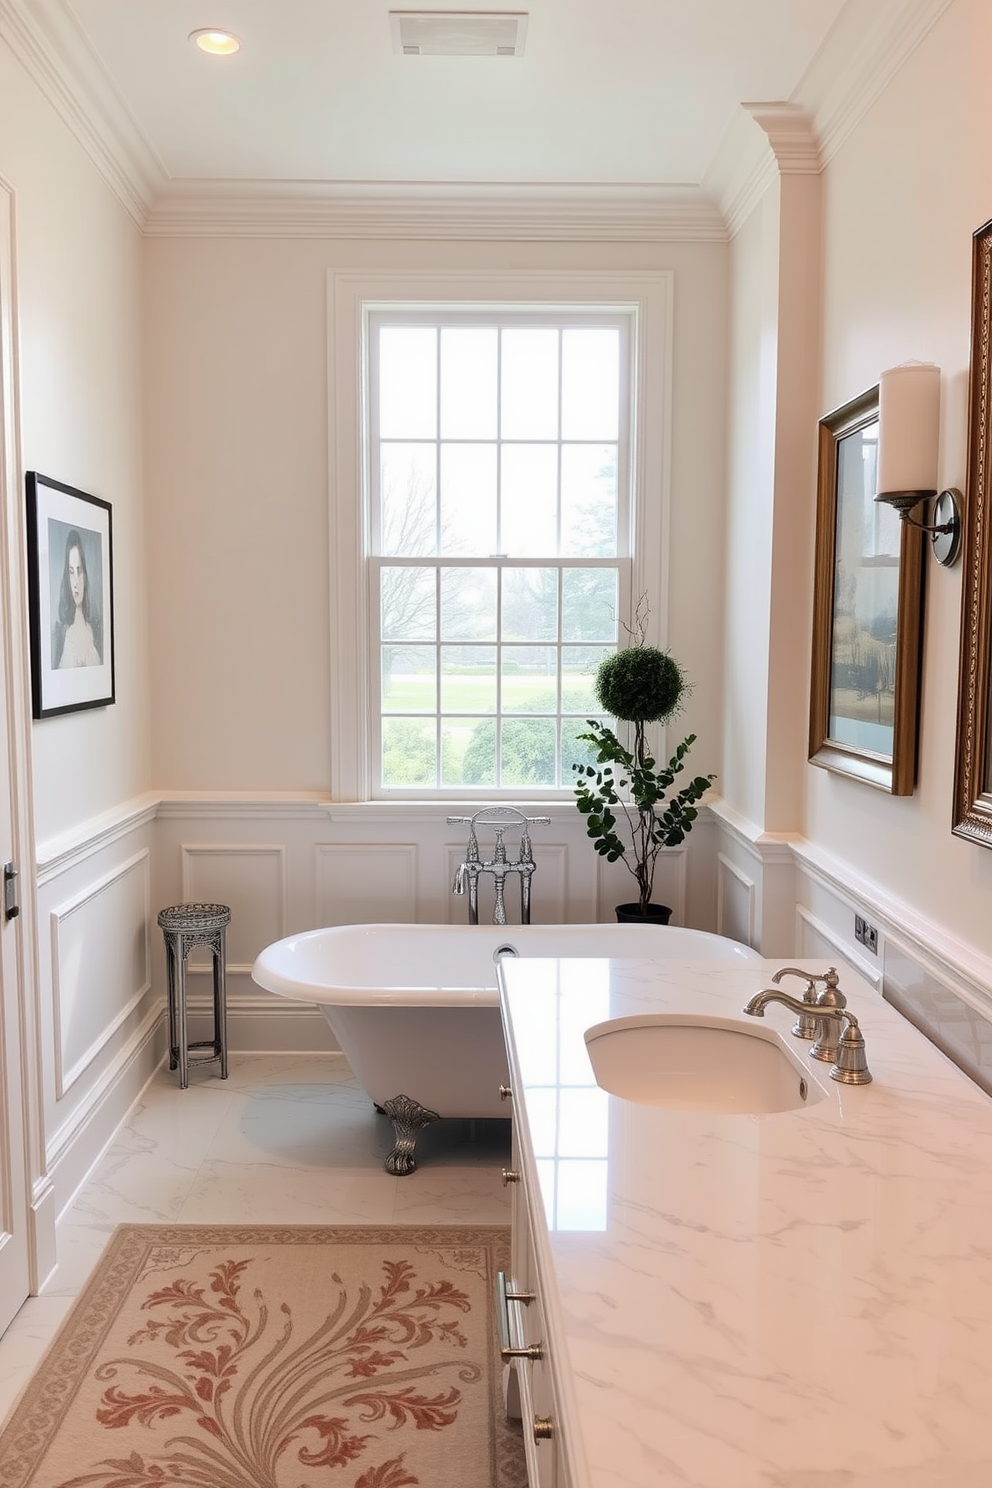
452,863,467,895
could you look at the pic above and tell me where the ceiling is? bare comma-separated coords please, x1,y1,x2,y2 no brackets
56,0,849,189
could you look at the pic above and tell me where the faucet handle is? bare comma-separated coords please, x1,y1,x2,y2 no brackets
770,968,820,1040
452,863,467,895
831,1015,872,1085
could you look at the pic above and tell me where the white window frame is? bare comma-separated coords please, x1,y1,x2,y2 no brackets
328,270,674,804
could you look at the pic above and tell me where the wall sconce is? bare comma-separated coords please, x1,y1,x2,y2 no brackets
874,361,962,566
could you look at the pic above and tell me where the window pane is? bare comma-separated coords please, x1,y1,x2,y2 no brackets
381,566,436,643
382,718,436,787
502,568,558,642
379,327,437,439
382,647,435,713
501,329,559,439
561,328,619,441
446,717,495,786
562,646,612,714
561,444,618,557
441,645,496,714
501,718,557,787
502,647,558,712
562,569,618,641
440,327,497,439
440,444,497,556
562,716,602,777
501,445,558,556
441,567,497,640
381,444,437,556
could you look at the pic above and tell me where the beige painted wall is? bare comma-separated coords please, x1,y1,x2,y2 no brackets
0,40,150,845
810,0,992,952
142,237,729,794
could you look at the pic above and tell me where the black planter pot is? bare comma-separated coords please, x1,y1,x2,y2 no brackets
614,902,672,925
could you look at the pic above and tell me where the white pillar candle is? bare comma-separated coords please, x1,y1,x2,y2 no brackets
877,362,941,494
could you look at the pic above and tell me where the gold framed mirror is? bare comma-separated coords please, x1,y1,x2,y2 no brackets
953,218,992,844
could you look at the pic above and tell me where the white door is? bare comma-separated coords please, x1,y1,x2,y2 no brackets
0,179,31,1333
0,713,28,1335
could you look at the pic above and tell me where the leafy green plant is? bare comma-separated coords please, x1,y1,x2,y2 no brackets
572,628,714,915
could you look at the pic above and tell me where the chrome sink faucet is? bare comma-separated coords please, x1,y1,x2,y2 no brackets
448,807,551,926
743,985,872,1085
769,965,845,1041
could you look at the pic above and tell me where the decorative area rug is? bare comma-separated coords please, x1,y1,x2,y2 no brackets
0,1225,527,1488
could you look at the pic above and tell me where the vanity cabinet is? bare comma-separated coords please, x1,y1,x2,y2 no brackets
504,1134,566,1488
498,953,992,1488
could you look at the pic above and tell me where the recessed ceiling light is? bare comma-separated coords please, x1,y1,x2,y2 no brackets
189,28,241,56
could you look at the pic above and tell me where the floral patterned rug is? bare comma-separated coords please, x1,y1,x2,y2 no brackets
0,1224,527,1488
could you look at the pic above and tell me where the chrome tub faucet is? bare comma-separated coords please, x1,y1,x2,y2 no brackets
447,807,551,925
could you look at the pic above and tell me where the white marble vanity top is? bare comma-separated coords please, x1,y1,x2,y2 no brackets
497,955,992,1488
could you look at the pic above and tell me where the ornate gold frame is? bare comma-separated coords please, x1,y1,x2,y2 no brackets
809,387,925,795
953,218,992,844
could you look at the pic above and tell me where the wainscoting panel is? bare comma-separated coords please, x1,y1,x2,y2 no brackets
314,844,417,925
180,844,287,972
716,852,755,948
883,938,992,1096
51,850,151,1099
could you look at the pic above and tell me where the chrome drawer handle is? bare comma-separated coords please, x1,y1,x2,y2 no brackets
495,1270,540,1361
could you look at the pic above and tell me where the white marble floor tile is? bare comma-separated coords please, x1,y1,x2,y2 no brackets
0,1053,509,1431
391,1167,513,1224
177,1158,399,1225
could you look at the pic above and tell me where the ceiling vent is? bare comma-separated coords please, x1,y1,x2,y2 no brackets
389,11,528,57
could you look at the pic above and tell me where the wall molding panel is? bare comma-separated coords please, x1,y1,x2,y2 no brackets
45,1000,165,1222
180,843,287,975
314,843,417,926
50,850,151,1099
36,793,159,885
716,852,756,948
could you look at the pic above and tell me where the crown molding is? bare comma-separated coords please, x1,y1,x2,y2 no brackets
796,0,954,169
2,0,954,242
143,181,728,241
704,0,953,239
0,0,162,226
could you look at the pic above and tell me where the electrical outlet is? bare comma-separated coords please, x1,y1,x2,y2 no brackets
854,914,878,955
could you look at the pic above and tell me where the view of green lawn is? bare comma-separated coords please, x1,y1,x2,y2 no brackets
382,671,598,714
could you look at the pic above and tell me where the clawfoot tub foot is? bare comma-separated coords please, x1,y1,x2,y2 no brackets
380,1094,440,1175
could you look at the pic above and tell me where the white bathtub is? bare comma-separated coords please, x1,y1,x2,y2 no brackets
252,922,758,1172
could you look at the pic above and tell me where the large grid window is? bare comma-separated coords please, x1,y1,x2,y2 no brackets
368,311,631,792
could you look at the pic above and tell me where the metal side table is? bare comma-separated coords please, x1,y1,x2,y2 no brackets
157,902,230,1088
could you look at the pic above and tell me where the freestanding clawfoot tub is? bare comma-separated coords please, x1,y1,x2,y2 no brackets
252,922,759,1173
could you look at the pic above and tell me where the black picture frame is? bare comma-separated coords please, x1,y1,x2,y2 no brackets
25,472,115,719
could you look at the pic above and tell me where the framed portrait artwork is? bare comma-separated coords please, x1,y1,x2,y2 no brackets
808,387,925,795
25,472,115,719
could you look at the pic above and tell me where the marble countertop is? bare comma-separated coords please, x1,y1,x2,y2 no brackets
497,955,992,1488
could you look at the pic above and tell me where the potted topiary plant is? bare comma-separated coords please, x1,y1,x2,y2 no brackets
572,624,714,923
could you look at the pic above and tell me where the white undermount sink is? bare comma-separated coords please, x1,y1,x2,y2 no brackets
584,1013,826,1114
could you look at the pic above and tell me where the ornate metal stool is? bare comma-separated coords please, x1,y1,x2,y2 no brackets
157,902,230,1088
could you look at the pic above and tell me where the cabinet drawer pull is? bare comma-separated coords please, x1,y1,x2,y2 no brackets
499,1084,513,1101
501,1168,520,1185
533,1416,554,1442
495,1270,541,1361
